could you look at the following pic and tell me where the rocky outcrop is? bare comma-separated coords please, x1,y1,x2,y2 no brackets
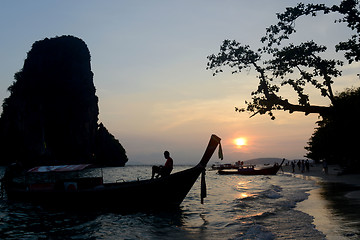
0,35,128,167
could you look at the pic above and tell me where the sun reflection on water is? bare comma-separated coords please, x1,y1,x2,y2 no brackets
236,180,255,199
240,193,249,198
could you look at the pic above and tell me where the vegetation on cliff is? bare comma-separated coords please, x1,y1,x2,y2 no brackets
0,35,128,167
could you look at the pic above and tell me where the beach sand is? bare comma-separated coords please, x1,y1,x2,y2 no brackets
282,164,360,239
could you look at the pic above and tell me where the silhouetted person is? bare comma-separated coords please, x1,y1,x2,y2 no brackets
151,151,174,179
323,160,328,174
301,160,305,173
305,160,310,172
291,161,296,173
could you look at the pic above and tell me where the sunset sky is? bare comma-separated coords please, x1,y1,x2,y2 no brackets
1,0,359,165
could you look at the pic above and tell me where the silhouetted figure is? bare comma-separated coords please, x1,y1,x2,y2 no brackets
301,160,305,173
297,160,301,170
323,160,328,174
305,160,310,172
291,161,296,173
151,151,174,179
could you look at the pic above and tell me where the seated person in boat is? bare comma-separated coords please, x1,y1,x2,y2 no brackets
151,151,173,179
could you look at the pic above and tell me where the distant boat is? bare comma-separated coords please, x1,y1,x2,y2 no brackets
1,134,222,210
218,159,285,176
211,163,238,170
211,160,245,170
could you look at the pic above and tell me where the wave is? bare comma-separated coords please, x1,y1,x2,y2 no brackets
231,224,275,240
0,166,324,239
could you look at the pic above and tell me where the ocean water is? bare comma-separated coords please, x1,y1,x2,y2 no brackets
0,165,358,239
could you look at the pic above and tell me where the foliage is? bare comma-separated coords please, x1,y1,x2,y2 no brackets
305,87,360,170
207,0,360,120
207,0,360,167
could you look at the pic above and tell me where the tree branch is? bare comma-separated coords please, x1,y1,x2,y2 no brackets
275,98,330,116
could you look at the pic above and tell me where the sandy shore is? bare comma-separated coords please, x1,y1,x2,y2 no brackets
283,163,360,182
282,164,360,239
282,163,360,197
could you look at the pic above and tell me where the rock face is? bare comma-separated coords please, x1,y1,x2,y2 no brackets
0,35,128,167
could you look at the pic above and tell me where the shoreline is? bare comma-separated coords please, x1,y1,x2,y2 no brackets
282,164,360,239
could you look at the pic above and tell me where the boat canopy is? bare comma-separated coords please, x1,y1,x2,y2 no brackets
27,164,93,173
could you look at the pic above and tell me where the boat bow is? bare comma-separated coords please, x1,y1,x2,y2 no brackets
3,134,223,209
198,134,222,168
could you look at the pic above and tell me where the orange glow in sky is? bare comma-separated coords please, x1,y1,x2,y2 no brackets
234,138,247,148
1,1,356,165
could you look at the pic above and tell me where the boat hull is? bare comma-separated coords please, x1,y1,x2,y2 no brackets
3,134,222,210
6,166,203,210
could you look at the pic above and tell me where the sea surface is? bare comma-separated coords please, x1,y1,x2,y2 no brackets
0,165,359,239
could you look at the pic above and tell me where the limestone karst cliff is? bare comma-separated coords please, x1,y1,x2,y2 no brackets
0,35,128,167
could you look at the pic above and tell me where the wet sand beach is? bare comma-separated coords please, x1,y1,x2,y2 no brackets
283,164,360,239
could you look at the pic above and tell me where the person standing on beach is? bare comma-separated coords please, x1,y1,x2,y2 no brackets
291,161,296,173
322,160,328,174
301,160,305,173
297,160,301,171
305,160,310,172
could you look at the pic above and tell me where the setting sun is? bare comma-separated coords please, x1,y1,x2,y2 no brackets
234,138,247,147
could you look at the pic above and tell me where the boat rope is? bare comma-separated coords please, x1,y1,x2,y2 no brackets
201,169,207,204
218,142,223,160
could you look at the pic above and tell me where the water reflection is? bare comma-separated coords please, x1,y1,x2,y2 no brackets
319,182,360,238
0,201,99,239
0,165,191,239
2,166,355,239
0,199,189,240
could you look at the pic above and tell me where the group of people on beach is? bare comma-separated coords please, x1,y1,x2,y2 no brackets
291,160,310,173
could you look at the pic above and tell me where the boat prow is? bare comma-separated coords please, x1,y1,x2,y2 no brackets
2,134,222,210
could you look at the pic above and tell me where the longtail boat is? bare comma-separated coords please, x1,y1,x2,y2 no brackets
1,134,222,210
218,159,285,176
